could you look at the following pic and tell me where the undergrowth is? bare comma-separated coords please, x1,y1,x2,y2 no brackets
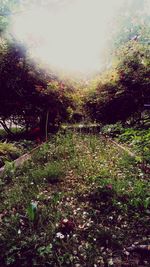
0,132,149,267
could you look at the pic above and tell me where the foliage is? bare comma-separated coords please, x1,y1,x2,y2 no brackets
115,0,150,46
0,142,19,156
0,1,150,264
101,123,150,167
0,41,75,136
1,161,16,184
85,41,150,125
118,128,150,165
0,1,76,135
0,0,18,34
105,0,150,64
0,142,21,167
27,201,38,222
31,161,65,184
101,122,124,137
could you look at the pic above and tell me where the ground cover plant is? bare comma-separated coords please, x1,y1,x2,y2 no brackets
0,142,21,168
0,132,149,267
0,139,36,168
101,124,150,171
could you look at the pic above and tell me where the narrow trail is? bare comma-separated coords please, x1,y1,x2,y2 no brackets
1,127,149,177
0,127,135,177
35,134,150,267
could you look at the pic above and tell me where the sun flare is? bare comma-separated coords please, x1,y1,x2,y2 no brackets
11,0,124,75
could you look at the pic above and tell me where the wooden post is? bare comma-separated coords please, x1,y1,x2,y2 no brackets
45,109,49,141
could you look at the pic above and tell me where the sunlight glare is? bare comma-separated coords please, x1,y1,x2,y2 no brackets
12,0,124,75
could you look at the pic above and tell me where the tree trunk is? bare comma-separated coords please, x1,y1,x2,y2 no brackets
0,120,14,136
45,109,49,141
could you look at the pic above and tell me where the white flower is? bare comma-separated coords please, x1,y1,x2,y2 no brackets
124,251,130,256
63,218,68,223
108,258,114,266
56,232,65,239
18,229,21,235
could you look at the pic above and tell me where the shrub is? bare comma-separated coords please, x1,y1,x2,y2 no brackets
118,128,150,165
0,142,20,158
101,123,124,137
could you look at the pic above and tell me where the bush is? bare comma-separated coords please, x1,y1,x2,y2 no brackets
85,42,150,125
0,142,21,167
101,123,124,137
118,128,150,165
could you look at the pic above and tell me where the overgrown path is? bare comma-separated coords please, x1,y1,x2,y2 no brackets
0,128,135,176
0,133,150,267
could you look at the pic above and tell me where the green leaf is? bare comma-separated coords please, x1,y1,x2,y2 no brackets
143,197,150,209
27,202,37,221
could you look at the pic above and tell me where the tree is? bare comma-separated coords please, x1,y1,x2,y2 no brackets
85,41,150,125
0,41,75,136
104,0,150,69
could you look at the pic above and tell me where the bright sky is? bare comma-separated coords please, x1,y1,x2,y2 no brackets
11,0,125,75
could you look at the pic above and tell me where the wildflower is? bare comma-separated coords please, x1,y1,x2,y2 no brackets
108,258,114,266
59,218,75,233
56,232,65,239
18,229,21,235
124,251,130,256
106,184,113,190
31,201,38,208
62,218,68,223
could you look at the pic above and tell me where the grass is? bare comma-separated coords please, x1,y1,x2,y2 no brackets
31,161,66,184
0,132,150,266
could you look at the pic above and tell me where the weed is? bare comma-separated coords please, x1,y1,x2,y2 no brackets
27,201,38,222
